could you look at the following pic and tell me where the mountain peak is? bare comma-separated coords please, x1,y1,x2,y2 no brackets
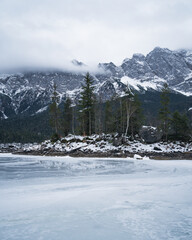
71,59,86,67
132,53,145,60
151,46,171,54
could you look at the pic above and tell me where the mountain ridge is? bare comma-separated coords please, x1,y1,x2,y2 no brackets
0,47,192,119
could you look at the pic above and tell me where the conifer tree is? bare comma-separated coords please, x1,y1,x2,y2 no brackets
63,96,72,136
159,83,170,141
115,94,124,135
94,95,103,135
104,99,115,134
79,72,95,135
171,111,190,140
71,105,76,135
49,83,61,139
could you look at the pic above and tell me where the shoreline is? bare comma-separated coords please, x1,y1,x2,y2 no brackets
1,135,192,160
12,149,192,160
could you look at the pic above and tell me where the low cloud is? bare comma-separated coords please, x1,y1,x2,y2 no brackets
0,0,192,72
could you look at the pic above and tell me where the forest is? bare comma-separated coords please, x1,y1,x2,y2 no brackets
0,73,191,143
49,73,191,143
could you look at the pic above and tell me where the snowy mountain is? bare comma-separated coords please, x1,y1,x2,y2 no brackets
0,47,192,119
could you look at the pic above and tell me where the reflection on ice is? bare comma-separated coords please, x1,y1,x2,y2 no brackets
0,156,139,180
0,154,192,240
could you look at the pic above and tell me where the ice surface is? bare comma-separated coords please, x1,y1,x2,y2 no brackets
0,154,192,240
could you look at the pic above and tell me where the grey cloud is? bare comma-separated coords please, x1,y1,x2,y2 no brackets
0,0,192,72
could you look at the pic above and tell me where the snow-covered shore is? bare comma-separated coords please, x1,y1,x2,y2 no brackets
2,135,192,159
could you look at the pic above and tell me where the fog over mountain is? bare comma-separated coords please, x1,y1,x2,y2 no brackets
0,0,192,71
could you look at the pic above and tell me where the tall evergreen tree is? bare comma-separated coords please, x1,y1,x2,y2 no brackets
79,72,95,135
115,94,124,135
159,83,170,141
71,105,76,135
170,111,190,140
49,83,61,136
94,94,104,135
63,97,72,136
104,99,115,134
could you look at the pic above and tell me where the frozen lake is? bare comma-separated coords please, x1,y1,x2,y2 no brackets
0,154,192,240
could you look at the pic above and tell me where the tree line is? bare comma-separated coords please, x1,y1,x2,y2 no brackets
159,83,190,141
49,73,191,142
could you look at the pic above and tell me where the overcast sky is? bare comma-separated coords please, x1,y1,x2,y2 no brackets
0,0,192,71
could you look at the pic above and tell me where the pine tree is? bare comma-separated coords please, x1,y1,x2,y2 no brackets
116,94,124,135
49,83,61,138
104,99,115,134
159,83,170,141
71,106,76,135
79,72,95,136
63,96,72,136
94,94,104,135
171,111,190,140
